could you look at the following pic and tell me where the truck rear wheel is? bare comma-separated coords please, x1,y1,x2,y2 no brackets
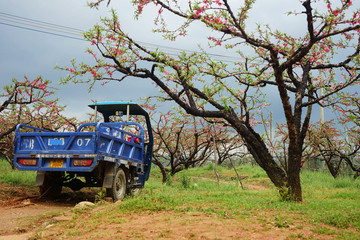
107,167,127,201
39,172,63,198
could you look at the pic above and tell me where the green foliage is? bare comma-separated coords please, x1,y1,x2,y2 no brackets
278,186,295,202
204,162,214,170
165,174,173,186
273,216,291,228
94,189,106,203
179,172,191,189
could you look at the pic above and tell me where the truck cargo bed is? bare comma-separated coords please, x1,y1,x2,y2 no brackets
14,122,145,172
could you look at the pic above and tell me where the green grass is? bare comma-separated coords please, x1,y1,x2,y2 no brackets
146,167,360,234
0,159,36,186
1,158,360,239
68,166,360,239
300,171,360,231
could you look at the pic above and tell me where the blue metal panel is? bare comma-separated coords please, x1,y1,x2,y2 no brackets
15,132,96,154
14,122,146,172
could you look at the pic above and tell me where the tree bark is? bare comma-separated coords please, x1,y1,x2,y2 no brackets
225,112,288,190
152,158,168,183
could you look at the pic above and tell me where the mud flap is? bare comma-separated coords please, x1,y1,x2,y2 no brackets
35,171,45,186
102,162,115,188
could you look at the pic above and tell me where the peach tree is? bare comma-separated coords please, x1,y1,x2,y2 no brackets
0,77,79,167
149,107,246,183
61,0,360,201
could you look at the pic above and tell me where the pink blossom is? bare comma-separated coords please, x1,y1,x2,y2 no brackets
333,9,340,16
214,0,222,6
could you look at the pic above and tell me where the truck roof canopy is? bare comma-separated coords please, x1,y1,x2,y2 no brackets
88,101,148,121
88,101,153,144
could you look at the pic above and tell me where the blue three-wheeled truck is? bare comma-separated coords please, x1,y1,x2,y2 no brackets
13,102,153,201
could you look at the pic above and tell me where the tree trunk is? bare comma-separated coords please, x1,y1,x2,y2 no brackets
286,141,304,201
286,168,302,201
226,114,288,191
230,158,244,189
323,156,342,179
152,158,168,183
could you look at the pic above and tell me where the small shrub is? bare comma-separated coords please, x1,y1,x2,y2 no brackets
278,186,295,202
95,189,106,203
273,216,290,228
180,173,191,189
166,174,173,186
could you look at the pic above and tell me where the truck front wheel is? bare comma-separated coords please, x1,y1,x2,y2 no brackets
107,167,127,201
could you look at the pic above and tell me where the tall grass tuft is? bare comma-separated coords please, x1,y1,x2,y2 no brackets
179,172,191,189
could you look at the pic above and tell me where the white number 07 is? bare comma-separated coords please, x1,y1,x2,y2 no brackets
77,138,91,147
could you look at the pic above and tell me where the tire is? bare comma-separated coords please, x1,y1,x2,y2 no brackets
39,172,63,198
106,167,127,201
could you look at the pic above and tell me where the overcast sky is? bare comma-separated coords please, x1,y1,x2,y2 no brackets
0,0,159,119
0,0,354,122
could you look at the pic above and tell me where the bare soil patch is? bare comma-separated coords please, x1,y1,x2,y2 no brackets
37,206,335,240
0,183,96,239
